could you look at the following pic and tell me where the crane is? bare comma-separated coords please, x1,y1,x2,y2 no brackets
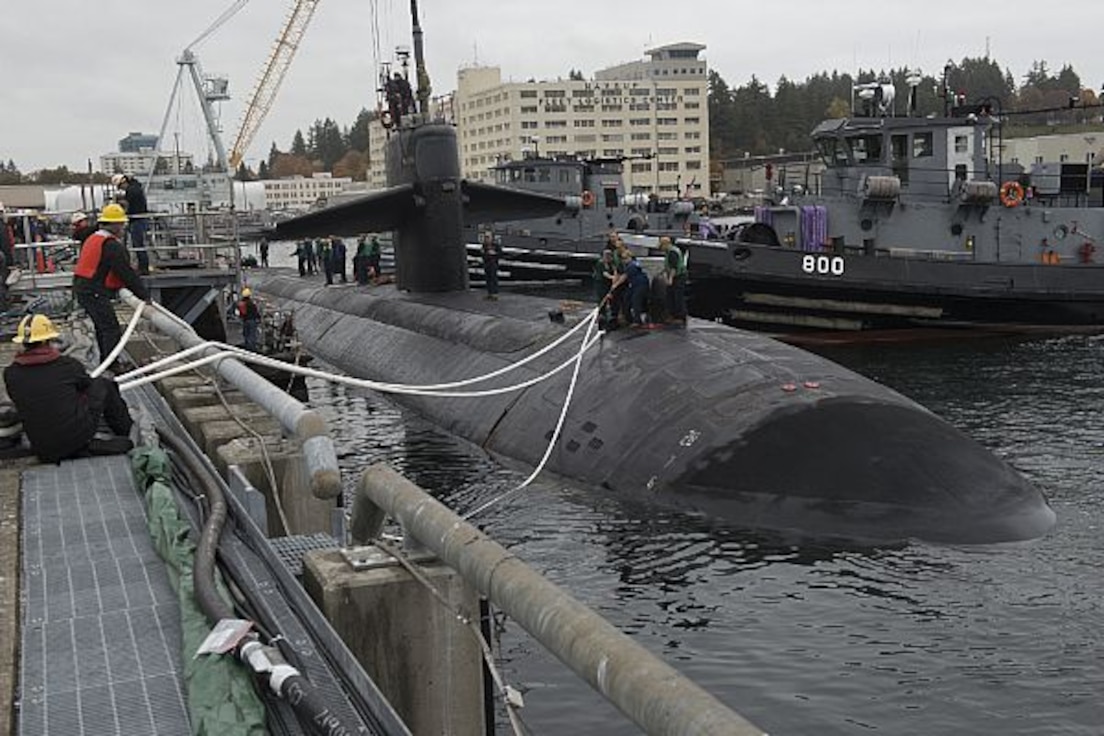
228,0,322,170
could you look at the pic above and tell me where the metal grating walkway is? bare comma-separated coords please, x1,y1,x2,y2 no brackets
19,456,190,736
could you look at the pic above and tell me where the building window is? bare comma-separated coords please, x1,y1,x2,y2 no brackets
683,117,700,125
686,161,702,170
954,135,969,154
631,162,652,173
545,89,566,98
546,120,567,128
572,89,592,98
629,118,651,126
630,132,652,141
601,119,621,128
520,89,537,98
521,121,538,129
684,102,700,110
684,87,701,96
573,119,595,128
521,106,537,114
656,117,678,126
658,162,679,172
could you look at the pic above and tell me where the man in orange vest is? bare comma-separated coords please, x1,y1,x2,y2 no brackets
72,203,150,366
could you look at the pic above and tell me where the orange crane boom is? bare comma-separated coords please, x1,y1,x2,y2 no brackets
228,0,321,170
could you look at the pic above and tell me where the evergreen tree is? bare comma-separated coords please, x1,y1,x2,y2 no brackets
291,130,308,157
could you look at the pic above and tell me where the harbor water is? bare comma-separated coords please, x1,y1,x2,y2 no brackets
255,252,1101,734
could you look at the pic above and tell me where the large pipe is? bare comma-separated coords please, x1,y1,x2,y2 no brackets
120,290,341,499
352,463,766,736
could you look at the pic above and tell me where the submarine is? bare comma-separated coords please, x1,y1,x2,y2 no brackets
257,1,1054,545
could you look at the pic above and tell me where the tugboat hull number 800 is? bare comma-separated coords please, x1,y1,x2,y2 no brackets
802,255,845,276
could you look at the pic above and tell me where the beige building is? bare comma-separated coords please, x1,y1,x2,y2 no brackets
101,150,195,177
365,43,710,196
998,131,1103,168
261,172,354,212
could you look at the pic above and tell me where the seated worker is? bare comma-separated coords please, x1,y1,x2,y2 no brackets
3,314,133,463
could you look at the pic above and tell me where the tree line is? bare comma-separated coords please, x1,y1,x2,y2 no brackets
3,56,1099,186
708,56,1098,160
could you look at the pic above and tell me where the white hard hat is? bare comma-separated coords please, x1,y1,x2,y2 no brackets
111,173,127,187
70,211,89,225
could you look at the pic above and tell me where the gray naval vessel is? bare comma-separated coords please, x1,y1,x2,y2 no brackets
257,4,1054,544
681,75,1104,331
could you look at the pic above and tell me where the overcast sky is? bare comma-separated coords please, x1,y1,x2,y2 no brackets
3,0,1102,172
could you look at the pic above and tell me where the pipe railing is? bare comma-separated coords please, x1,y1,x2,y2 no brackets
351,462,766,736
120,289,341,499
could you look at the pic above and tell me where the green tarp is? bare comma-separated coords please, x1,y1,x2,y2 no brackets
132,448,267,736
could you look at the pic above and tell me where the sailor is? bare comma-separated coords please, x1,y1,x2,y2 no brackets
592,249,616,323
72,203,150,366
481,231,501,300
3,314,134,463
386,72,415,125
611,246,650,325
259,240,270,268
367,235,382,280
236,287,262,351
354,235,370,285
331,235,348,283
659,236,688,324
320,237,334,285
113,173,151,274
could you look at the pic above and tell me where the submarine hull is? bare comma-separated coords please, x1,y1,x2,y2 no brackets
253,274,1054,544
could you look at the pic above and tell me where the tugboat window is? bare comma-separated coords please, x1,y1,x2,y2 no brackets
913,132,933,158
817,139,849,167
848,135,883,164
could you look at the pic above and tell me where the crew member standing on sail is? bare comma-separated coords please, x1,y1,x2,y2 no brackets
72,204,150,366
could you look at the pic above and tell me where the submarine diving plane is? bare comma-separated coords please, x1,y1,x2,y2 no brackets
255,2,1054,545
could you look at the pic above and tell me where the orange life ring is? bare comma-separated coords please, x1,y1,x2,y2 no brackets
581,190,595,208
999,181,1025,208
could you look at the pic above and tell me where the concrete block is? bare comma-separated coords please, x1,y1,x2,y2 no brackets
196,418,282,460
168,384,246,410
179,403,273,439
216,437,335,536
304,549,485,736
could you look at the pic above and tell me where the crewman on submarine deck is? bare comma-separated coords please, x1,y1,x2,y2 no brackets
3,314,134,463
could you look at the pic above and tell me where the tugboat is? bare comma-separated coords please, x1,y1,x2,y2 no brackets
682,70,1104,332
464,154,713,282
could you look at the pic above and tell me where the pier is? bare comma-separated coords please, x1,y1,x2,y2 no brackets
0,288,764,734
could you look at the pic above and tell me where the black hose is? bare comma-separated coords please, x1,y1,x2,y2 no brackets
157,428,235,621
156,427,361,736
279,675,355,736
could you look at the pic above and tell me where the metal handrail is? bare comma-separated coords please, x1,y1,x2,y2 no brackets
351,463,766,736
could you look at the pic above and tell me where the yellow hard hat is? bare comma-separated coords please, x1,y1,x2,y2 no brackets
12,314,61,345
99,203,129,223
241,287,252,298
